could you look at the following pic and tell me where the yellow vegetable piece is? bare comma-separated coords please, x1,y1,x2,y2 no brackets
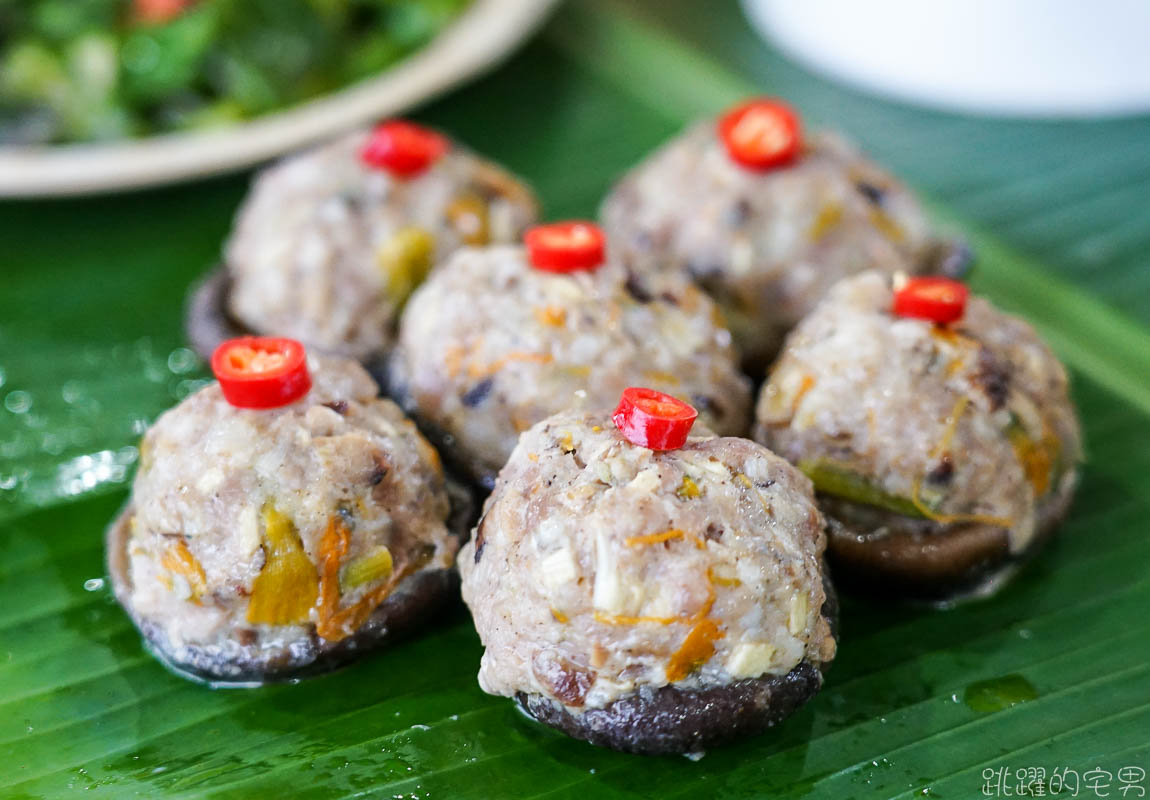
534,305,567,327
807,202,843,242
341,546,394,590
246,506,319,626
675,475,702,500
446,192,490,245
377,227,436,306
868,207,906,242
1009,426,1060,497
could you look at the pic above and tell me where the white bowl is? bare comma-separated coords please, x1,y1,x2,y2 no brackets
742,0,1150,118
0,0,560,197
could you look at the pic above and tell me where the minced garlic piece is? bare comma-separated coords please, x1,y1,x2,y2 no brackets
788,592,808,636
726,642,777,679
539,547,578,590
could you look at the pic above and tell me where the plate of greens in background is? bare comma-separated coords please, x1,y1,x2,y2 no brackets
0,0,559,196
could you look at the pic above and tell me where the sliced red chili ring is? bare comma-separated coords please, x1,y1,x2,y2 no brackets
525,221,606,273
211,337,312,409
360,120,449,178
717,98,802,172
612,387,698,451
134,0,190,23
892,277,969,324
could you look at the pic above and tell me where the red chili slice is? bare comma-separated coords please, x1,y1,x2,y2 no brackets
134,0,190,23
360,120,449,178
525,221,606,273
717,98,802,172
612,387,698,451
892,277,969,324
211,337,312,409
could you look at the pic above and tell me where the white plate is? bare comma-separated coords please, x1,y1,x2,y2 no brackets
0,0,560,197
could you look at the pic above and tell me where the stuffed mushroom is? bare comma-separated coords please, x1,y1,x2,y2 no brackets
601,98,967,371
460,389,837,754
754,272,1081,600
107,337,462,684
387,221,753,488
186,120,539,367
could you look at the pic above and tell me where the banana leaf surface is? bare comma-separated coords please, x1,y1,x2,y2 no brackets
2,1,1149,797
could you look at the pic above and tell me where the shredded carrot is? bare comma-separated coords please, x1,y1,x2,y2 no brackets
665,617,725,682
624,528,689,547
591,562,728,681
315,515,350,633
792,374,816,415
314,514,429,642
534,305,567,327
161,538,207,598
551,608,569,623
467,350,553,379
444,345,466,379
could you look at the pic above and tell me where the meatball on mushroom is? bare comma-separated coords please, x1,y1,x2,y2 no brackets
755,272,1082,600
107,337,460,684
460,390,836,755
387,221,753,488
601,98,966,371
187,121,539,365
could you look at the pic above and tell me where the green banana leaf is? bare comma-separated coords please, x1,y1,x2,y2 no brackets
3,1,1149,797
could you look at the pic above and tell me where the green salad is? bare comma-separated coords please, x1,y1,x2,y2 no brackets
0,0,470,145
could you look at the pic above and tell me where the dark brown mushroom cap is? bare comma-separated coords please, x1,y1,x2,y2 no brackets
106,490,472,685
819,469,1076,601
516,572,837,755
518,659,823,755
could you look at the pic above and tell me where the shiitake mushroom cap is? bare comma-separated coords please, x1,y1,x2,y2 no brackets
107,481,475,685
517,659,824,756
818,472,1076,602
515,575,837,755
183,266,391,390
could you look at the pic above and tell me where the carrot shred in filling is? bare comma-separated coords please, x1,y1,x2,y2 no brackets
624,528,689,547
534,305,567,327
594,610,679,626
666,617,725,682
247,506,319,626
467,350,553,379
792,375,816,415
593,541,727,681
161,539,207,599
315,515,419,642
